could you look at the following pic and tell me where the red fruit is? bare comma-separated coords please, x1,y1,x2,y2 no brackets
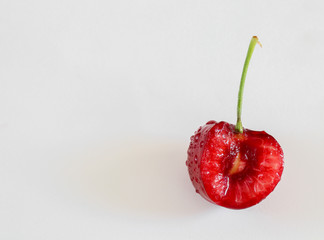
186,36,284,209
186,121,284,209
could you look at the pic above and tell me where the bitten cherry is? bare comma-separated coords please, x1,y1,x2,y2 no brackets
186,36,284,209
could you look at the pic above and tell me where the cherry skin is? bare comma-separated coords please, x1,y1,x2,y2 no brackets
186,121,284,209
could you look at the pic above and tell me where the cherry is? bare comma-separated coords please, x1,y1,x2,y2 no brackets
186,36,284,209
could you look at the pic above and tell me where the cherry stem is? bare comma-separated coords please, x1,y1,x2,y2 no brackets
235,36,262,133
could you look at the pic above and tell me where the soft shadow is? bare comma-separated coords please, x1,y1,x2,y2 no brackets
63,138,213,218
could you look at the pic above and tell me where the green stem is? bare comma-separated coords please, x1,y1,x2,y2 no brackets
235,36,261,133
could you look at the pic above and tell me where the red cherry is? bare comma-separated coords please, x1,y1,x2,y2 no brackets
186,37,284,209
187,121,284,209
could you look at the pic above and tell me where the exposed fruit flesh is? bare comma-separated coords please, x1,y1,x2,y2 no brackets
186,121,284,209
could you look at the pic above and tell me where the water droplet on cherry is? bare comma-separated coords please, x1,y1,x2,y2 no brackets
194,133,200,142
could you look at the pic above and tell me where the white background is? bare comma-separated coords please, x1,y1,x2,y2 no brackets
1,0,324,239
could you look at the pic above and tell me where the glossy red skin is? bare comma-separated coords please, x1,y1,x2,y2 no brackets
186,121,284,209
